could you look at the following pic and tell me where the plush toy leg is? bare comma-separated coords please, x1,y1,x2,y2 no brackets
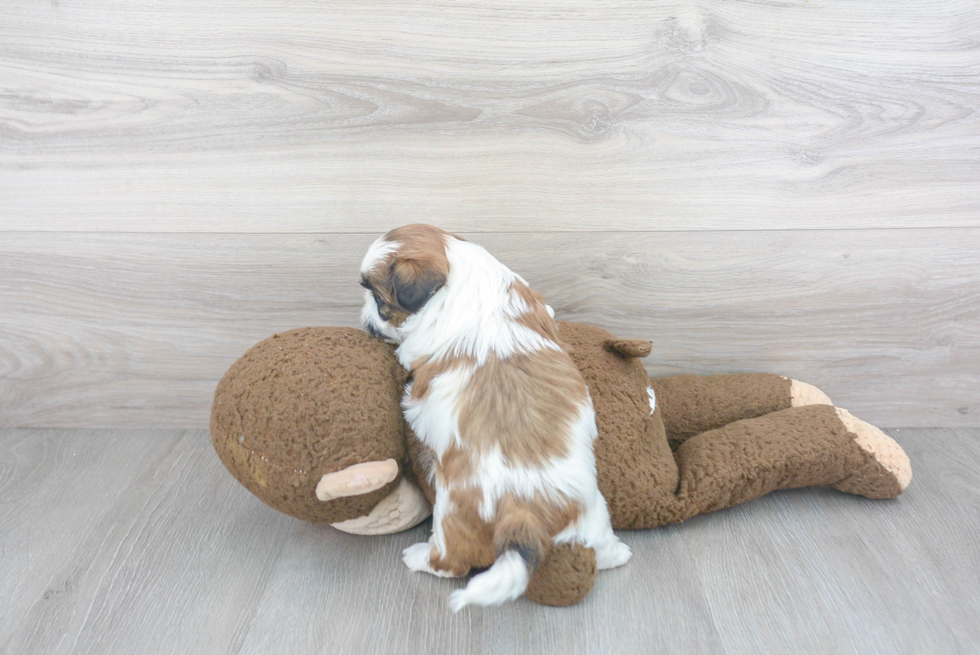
525,543,597,607
649,373,832,450
669,404,911,521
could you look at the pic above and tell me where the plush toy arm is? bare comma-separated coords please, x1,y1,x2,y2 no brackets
648,373,832,450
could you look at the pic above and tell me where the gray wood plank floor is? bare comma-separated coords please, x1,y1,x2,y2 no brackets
1,429,976,654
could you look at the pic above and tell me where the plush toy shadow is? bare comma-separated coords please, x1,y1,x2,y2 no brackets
211,322,911,607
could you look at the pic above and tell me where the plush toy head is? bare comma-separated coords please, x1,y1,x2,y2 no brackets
210,327,409,524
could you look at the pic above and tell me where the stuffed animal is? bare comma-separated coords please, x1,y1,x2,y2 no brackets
211,322,911,606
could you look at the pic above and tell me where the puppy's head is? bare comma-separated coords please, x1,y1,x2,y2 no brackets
359,224,453,343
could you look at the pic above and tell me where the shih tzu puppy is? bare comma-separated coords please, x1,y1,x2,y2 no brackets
359,224,631,611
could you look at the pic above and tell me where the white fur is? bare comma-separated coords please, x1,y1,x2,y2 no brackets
402,542,456,578
360,238,401,275
402,365,473,455
363,229,630,610
448,551,528,612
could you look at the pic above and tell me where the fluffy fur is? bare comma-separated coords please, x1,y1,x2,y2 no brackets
360,224,630,611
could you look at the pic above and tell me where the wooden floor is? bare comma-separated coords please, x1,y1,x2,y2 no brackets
1,428,977,654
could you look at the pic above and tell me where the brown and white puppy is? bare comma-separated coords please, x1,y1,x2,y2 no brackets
360,224,631,611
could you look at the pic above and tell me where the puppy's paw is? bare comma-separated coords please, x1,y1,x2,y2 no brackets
402,542,456,578
595,540,632,570
402,542,434,573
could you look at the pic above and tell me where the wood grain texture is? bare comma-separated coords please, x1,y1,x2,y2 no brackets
2,229,977,429
1,428,977,654
2,0,979,232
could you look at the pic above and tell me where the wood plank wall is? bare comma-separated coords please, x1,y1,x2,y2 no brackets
2,0,978,428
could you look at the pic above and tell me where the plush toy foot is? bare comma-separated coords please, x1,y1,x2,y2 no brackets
330,478,432,535
525,543,597,607
402,541,459,578
832,408,912,499
787,378,833,407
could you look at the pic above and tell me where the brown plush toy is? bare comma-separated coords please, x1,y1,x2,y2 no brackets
211,322,912,607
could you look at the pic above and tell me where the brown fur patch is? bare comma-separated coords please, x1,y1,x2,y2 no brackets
510,280,561,342
494,494,582,553
430,487,583,576
430,486,495,575
409,354,476,400
438,444,474,483
384,224,452,273
455,349,587,466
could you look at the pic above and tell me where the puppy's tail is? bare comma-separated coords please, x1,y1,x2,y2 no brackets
448,499,550,612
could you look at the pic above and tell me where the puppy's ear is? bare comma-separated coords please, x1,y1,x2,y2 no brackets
392,260,446,313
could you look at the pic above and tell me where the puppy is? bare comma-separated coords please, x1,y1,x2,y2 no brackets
360,224,631,611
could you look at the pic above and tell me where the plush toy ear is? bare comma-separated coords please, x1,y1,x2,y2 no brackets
603,339,652,359
392,260,446,313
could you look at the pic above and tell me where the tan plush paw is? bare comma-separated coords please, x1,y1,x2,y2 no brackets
835,408,912,492
316,459,400,501
330,478,433,535
787,378,833,407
